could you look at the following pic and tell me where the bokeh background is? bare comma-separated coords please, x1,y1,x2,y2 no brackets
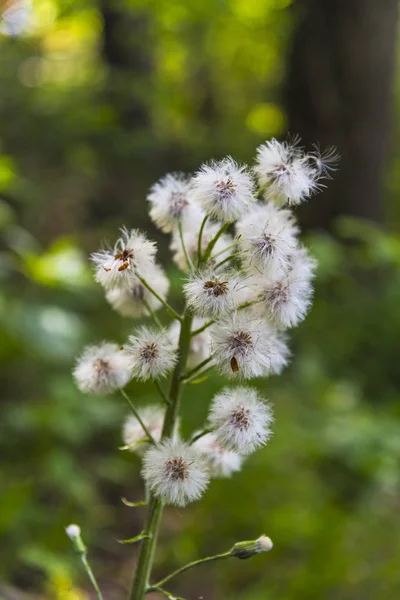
1,1,400,599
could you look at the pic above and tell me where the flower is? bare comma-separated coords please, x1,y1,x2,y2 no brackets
191,157,256,221
65,524,81,539
126,327,177,381
231,535,273,558
194,432,243,478
236,202,299,279
208,386,273,454
91,228,157,290
252,246,317,329
169,317,212,369
142,438,210,506
183,269,246,317
122,404,165,453
254,138,319,206
170,222,234,272
147,173,203,233
73,342,131,394
105,264,169,318
210,311,290,379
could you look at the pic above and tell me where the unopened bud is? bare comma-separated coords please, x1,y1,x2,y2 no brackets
65,524,86,554
231,535,273,559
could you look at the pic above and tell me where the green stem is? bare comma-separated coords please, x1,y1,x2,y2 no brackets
142,299,162,328
201,222,230,265
213,253,237,271
197,214,209,266
129,308,194,600
210,240,237,261
190,429,211,445
121,389,157,445
181,356,213,382
155,551,231,587
134,271,182,321
191,319,215,336
81,554,105,600
178,220,195,273
154,380,170,405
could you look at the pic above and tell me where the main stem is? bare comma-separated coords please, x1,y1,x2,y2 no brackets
129,308,194,600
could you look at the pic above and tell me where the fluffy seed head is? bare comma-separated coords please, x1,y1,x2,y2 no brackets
254,138,319,206
191,157,256,221
208,386,273,454
184,269,246,317
147,173,203,233
142,438,210,506
73,342,132,394
91,228,157,290
65,524,81,539
125,327,177,381
122,404,165,453
252,246,317,329
194,432,243,478
105,264,169,318
210,311,290,379
236,202,299,278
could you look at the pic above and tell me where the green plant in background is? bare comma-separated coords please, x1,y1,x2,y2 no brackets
66,137,337,600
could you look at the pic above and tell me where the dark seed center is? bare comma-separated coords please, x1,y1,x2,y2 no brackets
203,280,229,297
230,405,251,431
165,456,189,481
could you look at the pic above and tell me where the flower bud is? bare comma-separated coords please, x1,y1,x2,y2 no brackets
231,535,273,559
65,524,86,554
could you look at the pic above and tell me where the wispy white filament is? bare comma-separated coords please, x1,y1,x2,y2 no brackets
194,432,243,478
125,327,177,381
73,342,131,395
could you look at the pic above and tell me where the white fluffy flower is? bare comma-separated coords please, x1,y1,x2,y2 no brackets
208,386,273,454
73,342,132,394
183,269,246,317
236,203,299,278
65,524,81,539
142,438,210,506
125,327,177,381
91,228,157,290
210,311,289,379
252,246,317,329
191,157,256,221
194,432,243,478
254,138,319,206
170,222,234,272
169,317,212,369
105,264,169,318
122,404,165,453
147,173,203,233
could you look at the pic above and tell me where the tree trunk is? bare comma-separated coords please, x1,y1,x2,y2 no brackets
285,0,398,229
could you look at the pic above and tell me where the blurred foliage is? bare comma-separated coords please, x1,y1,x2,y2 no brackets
1,1,400,599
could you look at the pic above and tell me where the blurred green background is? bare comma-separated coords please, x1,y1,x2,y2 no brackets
1,1,400,599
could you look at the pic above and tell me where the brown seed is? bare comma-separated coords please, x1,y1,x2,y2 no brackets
230,356,239,372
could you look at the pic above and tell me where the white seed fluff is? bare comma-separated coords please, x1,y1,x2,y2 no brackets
208,386,273,454
191,157,256,221
105,264,169,318
169,317,212,369
183,269,246,317
142,438,210,506
147,172,203,233
122,404,165,453
252,246,317,329
254,138,319,206
73,342,132,395
65,524,81,539
194,432,243,478
210,311,290,379
125,326,177,381
170,222,234,273
236,202,299,279
91,228,157,290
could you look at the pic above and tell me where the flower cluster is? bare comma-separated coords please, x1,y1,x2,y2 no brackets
73,136,337,511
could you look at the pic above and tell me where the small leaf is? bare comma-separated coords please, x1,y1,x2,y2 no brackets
117,532,150,544
121,497,147,508
188,376,210,385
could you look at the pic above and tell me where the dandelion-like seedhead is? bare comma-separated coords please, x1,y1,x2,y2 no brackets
210,312,289,379
125,327,177,381
73,342,132,395
142,439,210,506
73,134,336,591
208,387,273,454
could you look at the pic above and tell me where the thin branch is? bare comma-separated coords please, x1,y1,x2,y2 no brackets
190,429,211,445
213,252,237,271
197,214,209,266
154,551,231,587
181,356,214,382
184,364,215,385
178,219,195,272
142,299,162,328
121,389,157,445
154,380,170,405
210,240,237,261
201,222,230,264
134,271,182,321
191,319,215,336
